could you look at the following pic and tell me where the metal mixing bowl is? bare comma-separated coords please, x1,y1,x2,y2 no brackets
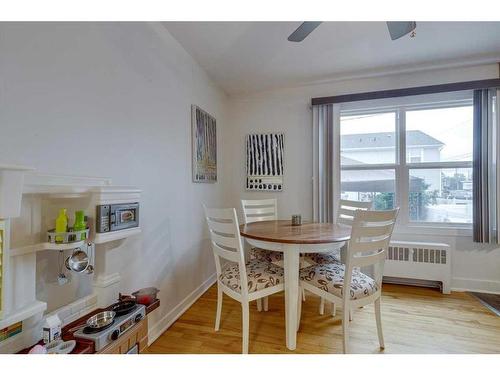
86,310,116,329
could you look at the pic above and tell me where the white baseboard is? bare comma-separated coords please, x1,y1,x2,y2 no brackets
451,277,500,294
147,273,216,345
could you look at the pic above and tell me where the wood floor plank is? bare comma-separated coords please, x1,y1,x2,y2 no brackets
147,284,500,354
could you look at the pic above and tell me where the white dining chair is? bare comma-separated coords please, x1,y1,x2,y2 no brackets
304,199,373,266
305,199,373,316
241,199,282,261
204,206,285,354
241,198,310,312
298,208,399,353
241,198,283,312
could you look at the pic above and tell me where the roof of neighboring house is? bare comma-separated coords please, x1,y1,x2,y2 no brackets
342,130,444,150
341,156,363,165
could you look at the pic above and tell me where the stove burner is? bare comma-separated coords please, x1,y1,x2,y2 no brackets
110,300,137,317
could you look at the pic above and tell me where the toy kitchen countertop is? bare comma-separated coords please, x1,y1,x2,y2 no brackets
18,298,160,354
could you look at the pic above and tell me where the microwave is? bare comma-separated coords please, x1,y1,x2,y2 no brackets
96,203,139,233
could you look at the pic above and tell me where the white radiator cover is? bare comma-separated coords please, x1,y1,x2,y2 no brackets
384,241,451,294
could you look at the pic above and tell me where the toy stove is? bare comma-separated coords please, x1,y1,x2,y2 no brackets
73,304,146,352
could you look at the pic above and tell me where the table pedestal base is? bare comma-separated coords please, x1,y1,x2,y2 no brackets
283,245,300,350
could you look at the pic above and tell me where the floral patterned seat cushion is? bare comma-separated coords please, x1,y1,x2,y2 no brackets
251,248,284,267
300,263,378,300
304,250,341,265
219,258,284,293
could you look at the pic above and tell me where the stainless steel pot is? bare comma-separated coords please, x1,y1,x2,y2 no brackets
66,248,89,273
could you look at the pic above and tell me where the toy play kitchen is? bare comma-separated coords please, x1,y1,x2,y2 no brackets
19,292,160,354
0,165,145,354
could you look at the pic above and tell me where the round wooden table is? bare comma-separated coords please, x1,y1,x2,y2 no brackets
240,220,351,350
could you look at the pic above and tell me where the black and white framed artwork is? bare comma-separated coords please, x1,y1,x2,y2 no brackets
246,133,284,191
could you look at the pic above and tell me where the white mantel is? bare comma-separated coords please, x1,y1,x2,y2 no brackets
0,164,34,219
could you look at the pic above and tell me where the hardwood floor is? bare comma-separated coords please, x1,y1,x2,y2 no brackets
147,284,500,354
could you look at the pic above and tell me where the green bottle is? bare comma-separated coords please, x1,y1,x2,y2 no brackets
55,209,68,243
73,210,86,240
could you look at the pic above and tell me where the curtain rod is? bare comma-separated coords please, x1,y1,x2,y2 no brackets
311,78,500,106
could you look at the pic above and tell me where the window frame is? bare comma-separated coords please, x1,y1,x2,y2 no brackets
339,98,473,231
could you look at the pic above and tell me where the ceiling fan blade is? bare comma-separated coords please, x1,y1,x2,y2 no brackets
386,21,416,40
288,22,322,42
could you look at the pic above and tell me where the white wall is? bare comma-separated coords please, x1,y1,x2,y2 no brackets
0,22,230,336
227,63,500,293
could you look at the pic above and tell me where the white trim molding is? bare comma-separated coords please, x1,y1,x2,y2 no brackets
147,273,217,346
451,277,500,294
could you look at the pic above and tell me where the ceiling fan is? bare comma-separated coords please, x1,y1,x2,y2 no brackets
287,21,417,42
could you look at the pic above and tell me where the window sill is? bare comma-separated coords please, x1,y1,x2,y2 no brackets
394,224,472,237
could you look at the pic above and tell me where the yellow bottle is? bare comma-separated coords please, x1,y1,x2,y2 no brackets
55,209,68,243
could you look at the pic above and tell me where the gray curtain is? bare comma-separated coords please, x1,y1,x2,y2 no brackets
473,89,499,243
312,104,340,223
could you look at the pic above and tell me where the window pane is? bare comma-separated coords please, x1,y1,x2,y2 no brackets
406,106,473,163
341,169,395,210
409,168,472,223
341,112,396,165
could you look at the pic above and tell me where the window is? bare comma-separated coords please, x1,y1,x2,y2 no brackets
340,112,396,165
407,148,422,163
409,168,472,223
340,111,397,210
406,106,473,163
340,95,473,226
341,169,395,210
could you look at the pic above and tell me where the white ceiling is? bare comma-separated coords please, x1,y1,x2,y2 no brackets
164,22,500,96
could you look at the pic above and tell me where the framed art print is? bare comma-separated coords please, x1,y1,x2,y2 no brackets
246,133,283,191
192,105,217,183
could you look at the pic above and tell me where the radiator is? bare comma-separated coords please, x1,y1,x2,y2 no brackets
383,241,451,294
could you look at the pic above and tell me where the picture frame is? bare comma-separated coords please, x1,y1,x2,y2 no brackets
191,105,217,183
246,133,284,191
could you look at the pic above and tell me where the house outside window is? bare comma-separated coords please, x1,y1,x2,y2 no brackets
339,94,473,227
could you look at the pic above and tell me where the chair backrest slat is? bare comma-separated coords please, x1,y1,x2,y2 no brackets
350,238,391,253
337,199,372,226
353,209,398,222
208,220,238,234
355,223,395,239
351,249,386,268
210,231,240,250
243,207,276,216
212,242,241,263
241,198,277,224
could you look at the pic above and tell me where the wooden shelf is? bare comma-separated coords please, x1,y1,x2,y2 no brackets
10,241,85,257
93,228,141,244
22,185,93,198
